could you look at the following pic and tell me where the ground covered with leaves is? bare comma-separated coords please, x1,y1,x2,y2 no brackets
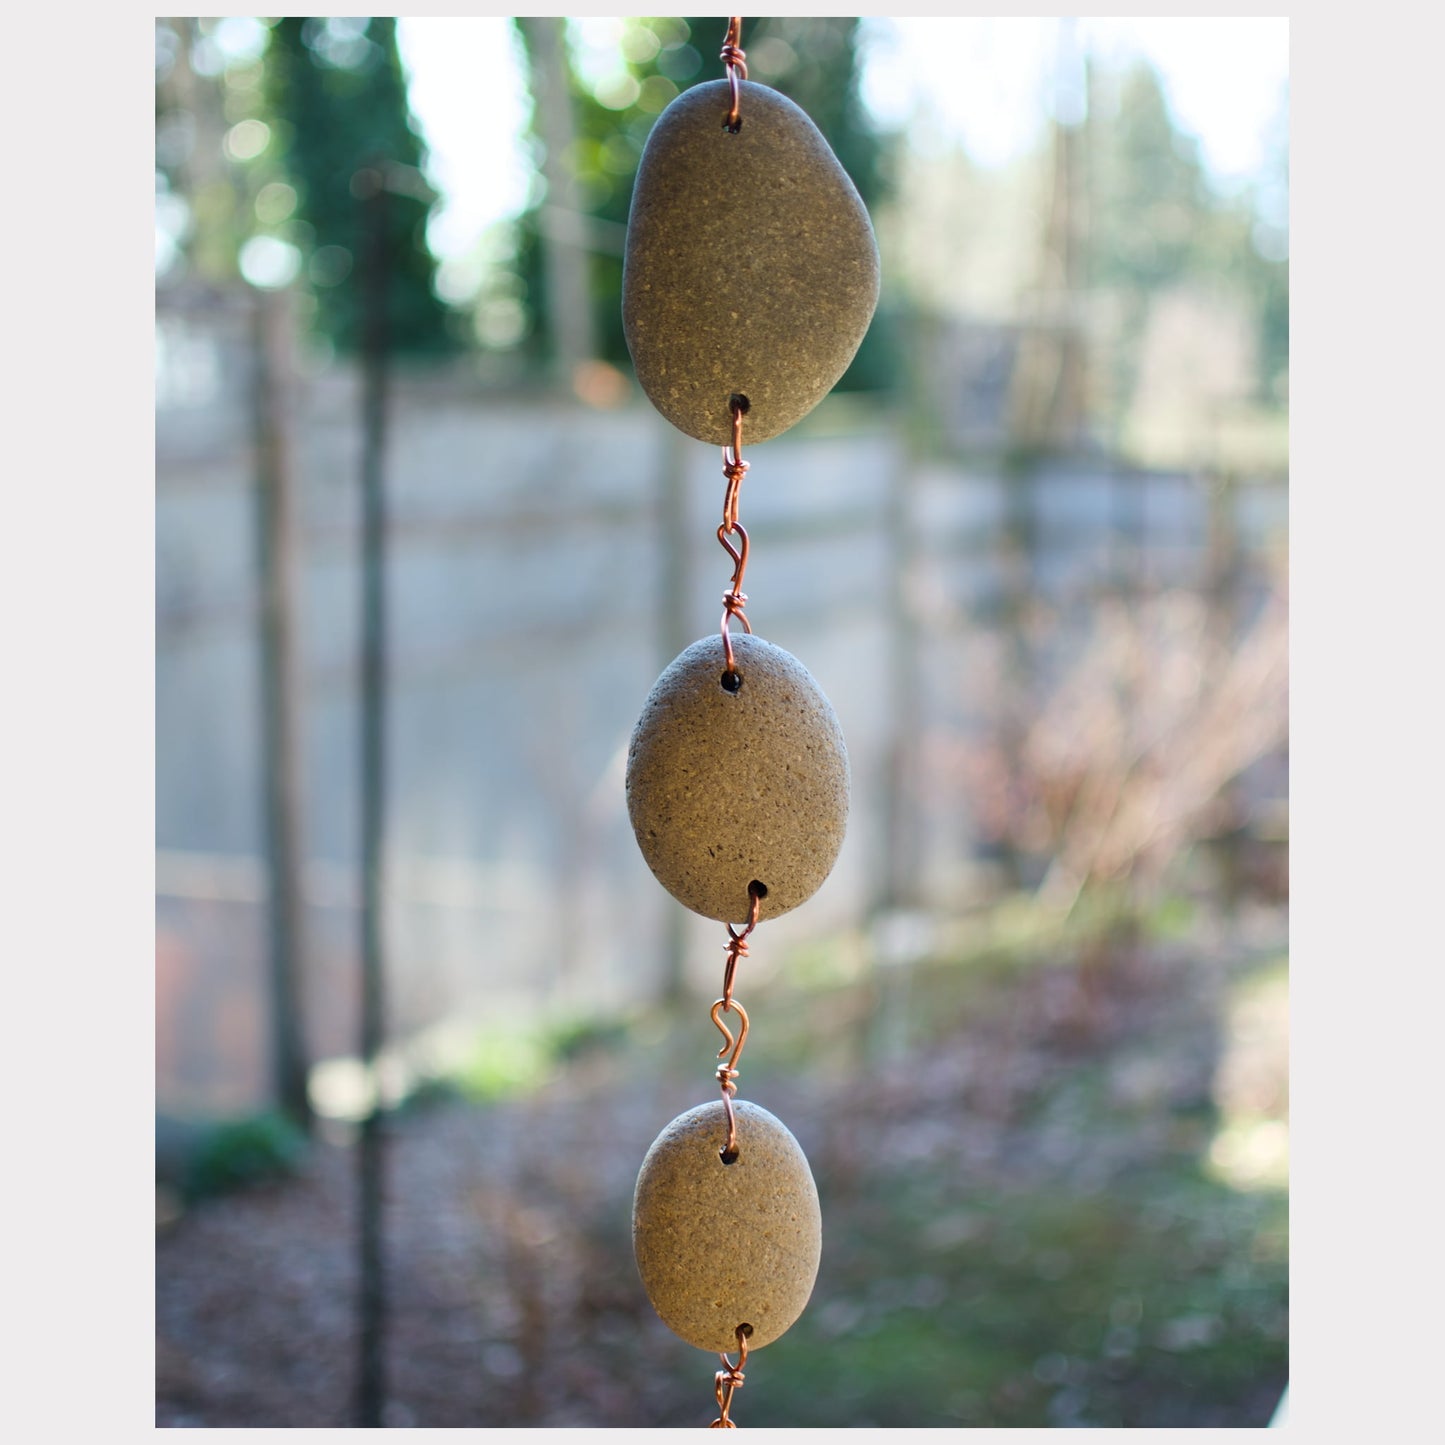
156,908,1288,1428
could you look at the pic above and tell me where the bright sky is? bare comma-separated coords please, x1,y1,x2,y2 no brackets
395,17,1289,269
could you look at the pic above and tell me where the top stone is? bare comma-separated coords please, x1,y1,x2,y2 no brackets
623,79,880,446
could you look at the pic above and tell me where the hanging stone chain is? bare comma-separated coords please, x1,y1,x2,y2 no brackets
624,12,878,1430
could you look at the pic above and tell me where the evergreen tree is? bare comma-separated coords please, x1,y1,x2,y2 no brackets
1089,60,1287,411
1091,63,1216,296
265,17,456,356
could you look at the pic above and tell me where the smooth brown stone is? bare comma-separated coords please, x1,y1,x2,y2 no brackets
625,632,849,923
623,79,880,445
633,1099,822,1353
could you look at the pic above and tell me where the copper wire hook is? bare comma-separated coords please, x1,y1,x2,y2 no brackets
710,997,750,1160
709,1325,750,1426
720,17,747,133
710,997,750,1087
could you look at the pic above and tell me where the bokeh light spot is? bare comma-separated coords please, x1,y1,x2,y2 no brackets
636,75,678,115
189,35,224,78
657,42,702,83
239,235,302,290
594,72,641,111
254,181,298,227
572,359,630,410
213,15,268,66
225,119,271,163
599,134,639,177
435,254,485,306
474,297,526,350
620,25,661,65
748,36,798,79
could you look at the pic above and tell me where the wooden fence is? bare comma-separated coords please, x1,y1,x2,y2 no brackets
155,285,1287,1117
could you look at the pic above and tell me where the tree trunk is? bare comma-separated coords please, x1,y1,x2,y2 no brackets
516,17,598,386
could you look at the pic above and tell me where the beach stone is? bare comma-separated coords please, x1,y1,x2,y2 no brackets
623,79,880,445
625,632,849,923
632,1099,821,1353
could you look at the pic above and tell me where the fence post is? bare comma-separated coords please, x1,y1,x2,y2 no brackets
252,283,313,1129
356,161,392,1431
655,422,694,1007
876,429,924,916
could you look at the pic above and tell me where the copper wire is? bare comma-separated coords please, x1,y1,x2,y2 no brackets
711,883,762,1159
709,1326,751,1427
711,996,750,1156
718,399,752,675
720,18,748,133
721,884,762,1009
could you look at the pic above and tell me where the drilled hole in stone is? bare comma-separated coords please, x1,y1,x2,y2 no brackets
720,669,743,694
720,1145,740,1165
737,1323,754,1340
749,880,768,900
729,392,751,415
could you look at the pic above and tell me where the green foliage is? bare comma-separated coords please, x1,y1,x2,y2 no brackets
452,1024,556,1102
264,17,458,356
1089,61,1288,407
424,1013,633,1106
511,17,896,390
546,1013,633,1063
1091,65,1215,295
183,1111,308,1203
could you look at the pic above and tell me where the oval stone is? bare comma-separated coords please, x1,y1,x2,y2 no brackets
626,632,849,923
623,79,880,446
633,1099,822,1353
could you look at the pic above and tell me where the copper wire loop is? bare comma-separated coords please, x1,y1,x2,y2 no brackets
722,403,748,525
720,18,747,132
722,885,762,1009
719,401,752,674
709,1327,750,1426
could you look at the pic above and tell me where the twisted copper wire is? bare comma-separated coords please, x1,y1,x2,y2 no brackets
720,18,748,133
718,400,752,675
722,884,761,1009
709,1326,751,1427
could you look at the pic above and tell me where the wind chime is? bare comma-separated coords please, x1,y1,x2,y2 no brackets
620,20,880,1428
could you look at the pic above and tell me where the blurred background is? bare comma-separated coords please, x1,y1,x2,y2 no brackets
154,15,1288,1429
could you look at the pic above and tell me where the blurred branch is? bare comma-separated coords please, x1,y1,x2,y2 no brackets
1029,583,1288,915
959,568,1288,920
